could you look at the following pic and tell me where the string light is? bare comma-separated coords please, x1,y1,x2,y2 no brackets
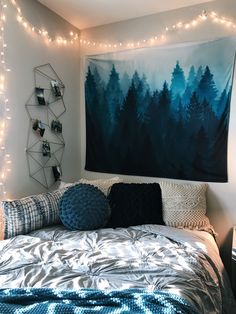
0,0,11,199
10,0,79,46
8,1,236,50
7,1,236,50
78,10,236,50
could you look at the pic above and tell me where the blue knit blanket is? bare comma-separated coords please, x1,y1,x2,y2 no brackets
0,288,197,314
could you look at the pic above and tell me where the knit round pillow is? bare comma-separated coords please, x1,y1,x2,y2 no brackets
59,183,110,230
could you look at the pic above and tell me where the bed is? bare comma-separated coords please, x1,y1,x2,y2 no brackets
0,178,235,313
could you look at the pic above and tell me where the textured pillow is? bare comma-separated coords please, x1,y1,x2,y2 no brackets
59,176,122,196
160,181,214,233
0,188,67,240
107,183,164,228
59,184,110,231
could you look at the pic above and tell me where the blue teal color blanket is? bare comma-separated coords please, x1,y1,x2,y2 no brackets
0,288,197,314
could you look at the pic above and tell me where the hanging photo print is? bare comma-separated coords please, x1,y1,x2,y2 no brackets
32,119,45,137
51,120,62,133
35,87,46,106
42,140,51,157
51,80,62,97
52,165,61,181
85,37,236,182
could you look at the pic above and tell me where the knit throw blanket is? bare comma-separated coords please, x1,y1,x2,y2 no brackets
0,288,197,313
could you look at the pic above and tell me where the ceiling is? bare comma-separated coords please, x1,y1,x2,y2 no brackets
38,0,214,30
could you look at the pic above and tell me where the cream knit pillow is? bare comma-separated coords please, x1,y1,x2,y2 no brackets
59,177,122,196
160,181,214,233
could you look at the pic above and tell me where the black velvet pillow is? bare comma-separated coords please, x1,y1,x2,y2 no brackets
107,183,164,228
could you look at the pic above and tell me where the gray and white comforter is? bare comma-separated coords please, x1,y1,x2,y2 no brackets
0,224,235,313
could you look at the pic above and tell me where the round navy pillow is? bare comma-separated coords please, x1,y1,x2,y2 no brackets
59,183,110,230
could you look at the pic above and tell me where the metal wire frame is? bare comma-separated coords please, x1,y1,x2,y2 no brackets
26,63,66,189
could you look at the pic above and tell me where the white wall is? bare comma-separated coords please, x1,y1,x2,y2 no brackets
79,0,236,272
5,0,81,198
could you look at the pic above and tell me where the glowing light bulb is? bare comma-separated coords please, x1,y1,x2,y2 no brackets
17,15,22,22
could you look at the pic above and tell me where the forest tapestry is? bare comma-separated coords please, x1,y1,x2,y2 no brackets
85,37,236,182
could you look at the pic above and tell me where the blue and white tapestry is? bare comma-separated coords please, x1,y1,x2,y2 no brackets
85,37,236,182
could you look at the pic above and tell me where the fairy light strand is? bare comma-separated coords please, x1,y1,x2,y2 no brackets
10,0,79,45
8,0,236,49
0,0,11,199
79,11,236,50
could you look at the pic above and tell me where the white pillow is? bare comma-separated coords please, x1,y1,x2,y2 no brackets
59,177,122,196
160,181,215,234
